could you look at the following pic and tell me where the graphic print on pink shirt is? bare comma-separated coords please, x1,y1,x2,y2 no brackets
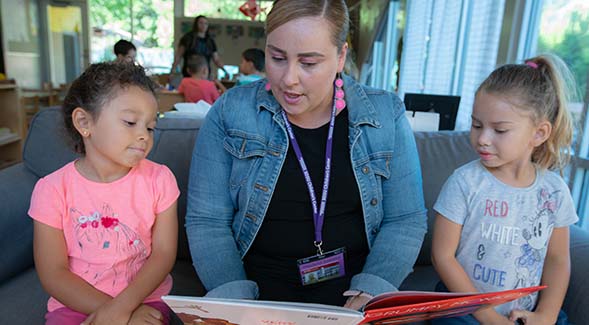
70,203,147,288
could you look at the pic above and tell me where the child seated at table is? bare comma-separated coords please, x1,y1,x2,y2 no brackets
178,55,226,105
236,48,265,86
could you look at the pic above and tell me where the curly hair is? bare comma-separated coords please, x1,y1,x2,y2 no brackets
62,62,158,154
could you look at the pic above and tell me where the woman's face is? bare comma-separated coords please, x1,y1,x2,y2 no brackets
265,16,347,126
197,17,209,33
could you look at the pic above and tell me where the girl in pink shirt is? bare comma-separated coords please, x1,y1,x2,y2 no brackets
29,62,180,325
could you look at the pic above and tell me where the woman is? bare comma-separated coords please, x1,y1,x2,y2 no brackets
186,0,427,310
171,15,226,78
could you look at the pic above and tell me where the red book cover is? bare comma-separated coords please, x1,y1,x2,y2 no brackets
360,286,546,324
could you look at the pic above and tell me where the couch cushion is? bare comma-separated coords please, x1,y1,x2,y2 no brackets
0,267,48,324
413,131,477,265
149,117,202,261
23,107,79,178
399,265,439,291
170,260,206,296
563,225,589,325
0,164,39,284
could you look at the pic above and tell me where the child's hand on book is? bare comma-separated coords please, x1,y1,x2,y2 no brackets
509,309,557,325
473,308,513,325
128,304,163,325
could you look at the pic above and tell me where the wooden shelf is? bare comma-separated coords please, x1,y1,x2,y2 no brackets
0,85,23,169
0,84,17,90
0,133,21,146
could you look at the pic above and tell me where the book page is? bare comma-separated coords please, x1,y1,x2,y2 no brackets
164,296,362,325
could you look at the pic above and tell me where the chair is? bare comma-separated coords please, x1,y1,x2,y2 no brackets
404,93,461,130
42,82,60,106
21,95,40,136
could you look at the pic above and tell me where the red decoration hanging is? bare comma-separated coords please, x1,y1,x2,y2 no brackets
239,0,261,21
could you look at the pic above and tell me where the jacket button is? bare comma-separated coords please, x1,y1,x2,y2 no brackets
362,166,370,174
370,198,378,205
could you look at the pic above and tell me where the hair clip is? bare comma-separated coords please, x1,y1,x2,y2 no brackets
525,61,538,69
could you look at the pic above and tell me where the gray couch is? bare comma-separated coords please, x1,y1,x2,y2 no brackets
1,107,588,324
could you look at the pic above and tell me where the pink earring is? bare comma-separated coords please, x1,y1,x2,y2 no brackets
334,75,346,111
265,82,271,91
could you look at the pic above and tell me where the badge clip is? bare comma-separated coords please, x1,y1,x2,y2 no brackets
314,240,324,255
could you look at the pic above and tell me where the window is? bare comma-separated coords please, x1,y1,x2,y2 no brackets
535,0,589,229
398,0,506,130
360,0,404,92
89,0,174,74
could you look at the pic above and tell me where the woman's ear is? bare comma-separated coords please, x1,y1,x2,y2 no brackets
337,42,349,73
72,107,93,137
533,120,552,147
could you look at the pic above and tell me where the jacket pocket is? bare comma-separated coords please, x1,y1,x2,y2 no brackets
369,152,393,180
223,131,267,188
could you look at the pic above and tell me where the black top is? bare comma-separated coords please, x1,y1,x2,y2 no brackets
179,31,218,77
243,109,369,306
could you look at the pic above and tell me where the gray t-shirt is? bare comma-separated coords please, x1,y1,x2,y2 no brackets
434,160,578,316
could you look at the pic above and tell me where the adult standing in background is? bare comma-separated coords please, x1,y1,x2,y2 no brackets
186,0,427,310
171,15,227,78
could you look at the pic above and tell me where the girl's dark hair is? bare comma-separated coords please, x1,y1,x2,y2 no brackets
62,61,157,154
242,48,265,72
477,54,577,171
113,39,136,56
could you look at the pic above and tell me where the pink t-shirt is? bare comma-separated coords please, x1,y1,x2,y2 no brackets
28,159,180,312
178,77,220,104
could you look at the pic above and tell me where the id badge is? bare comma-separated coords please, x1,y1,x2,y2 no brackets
297,247,346,286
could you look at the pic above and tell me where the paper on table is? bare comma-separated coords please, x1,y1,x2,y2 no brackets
166,100,212,119
405,111,439,132
174,100,211,112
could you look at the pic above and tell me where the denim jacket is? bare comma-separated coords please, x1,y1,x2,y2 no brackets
186,74,427,299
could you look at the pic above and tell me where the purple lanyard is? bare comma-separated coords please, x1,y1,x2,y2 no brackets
281,98,337,255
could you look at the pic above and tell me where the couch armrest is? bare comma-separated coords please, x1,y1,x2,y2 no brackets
563,225,589,324
0,163,38,284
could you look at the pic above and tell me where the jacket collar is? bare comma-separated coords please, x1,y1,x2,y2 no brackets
256,74,381,128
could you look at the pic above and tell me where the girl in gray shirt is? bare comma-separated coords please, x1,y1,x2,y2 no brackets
432,54,578,325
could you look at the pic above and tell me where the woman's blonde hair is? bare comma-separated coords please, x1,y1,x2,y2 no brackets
477,54,577,172
265,0,349,52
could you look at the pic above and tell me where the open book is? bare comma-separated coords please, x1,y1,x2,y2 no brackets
163,285,544,325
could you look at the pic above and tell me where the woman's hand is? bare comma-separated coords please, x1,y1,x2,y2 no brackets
343,293,372,311
128,304,164,325
509,309,557,325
